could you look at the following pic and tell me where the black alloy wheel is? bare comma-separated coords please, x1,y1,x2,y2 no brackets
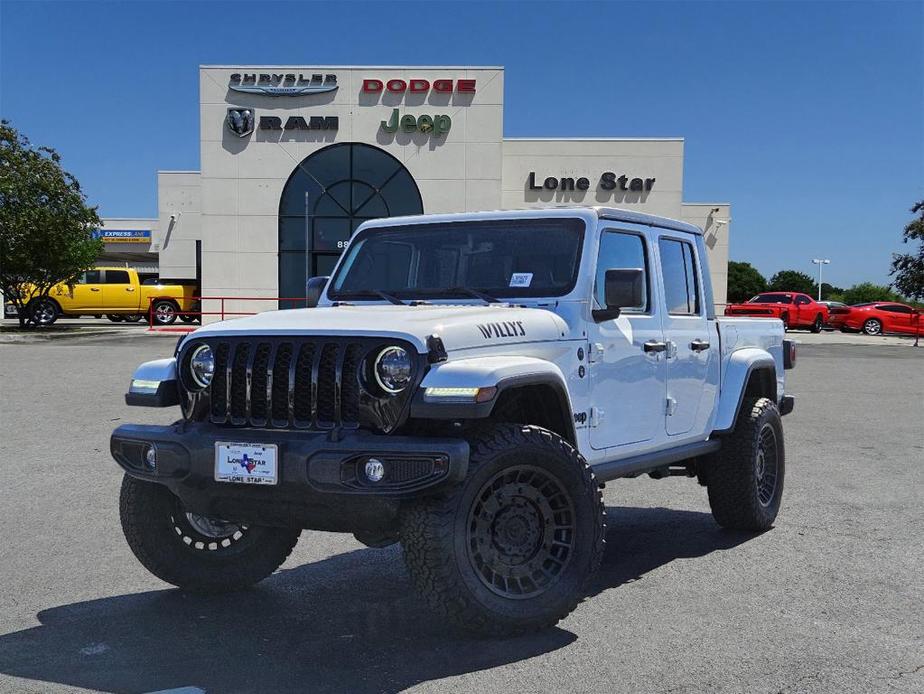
755,423,780,507
29,298,59,326
466,465,576,599
399,424,605,635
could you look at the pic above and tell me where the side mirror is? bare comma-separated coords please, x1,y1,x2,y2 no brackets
305,276,329,308
593,268,645,322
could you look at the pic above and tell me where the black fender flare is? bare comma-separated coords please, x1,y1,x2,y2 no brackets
410,373,577,444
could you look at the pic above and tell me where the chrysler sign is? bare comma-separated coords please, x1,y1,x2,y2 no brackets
229,73,338,96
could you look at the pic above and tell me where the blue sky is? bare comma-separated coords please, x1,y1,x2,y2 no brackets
1,0,921,288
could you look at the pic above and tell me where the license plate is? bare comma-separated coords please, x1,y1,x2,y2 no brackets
214,442,278,485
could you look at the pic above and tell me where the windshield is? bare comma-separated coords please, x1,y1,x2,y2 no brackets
329,218,585,300
750,294,792,304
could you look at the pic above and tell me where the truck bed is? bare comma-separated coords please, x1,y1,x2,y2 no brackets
715,316,786,402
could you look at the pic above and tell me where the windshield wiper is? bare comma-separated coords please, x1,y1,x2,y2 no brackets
341,290,406,306
437,287,500,304
370,290,406,306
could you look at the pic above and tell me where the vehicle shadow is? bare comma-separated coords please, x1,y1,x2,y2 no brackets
0,506,757,694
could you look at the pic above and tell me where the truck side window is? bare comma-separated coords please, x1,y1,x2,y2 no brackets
659,238,700,315
795,295,811,305
104,270,131,284
80,270,102,284
594,231,648,312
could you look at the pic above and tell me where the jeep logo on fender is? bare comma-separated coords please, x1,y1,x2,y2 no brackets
477,321,526,339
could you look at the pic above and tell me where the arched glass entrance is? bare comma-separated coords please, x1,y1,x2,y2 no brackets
278,142,423,307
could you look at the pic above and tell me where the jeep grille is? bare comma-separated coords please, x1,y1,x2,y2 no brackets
181,337,420,433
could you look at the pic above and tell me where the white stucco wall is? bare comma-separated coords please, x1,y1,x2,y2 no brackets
197,65,504,305
155,171,201,279
501,138,684,217
681,203,731,310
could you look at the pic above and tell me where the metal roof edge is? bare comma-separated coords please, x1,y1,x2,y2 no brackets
504,137,684,142
199,65,504,70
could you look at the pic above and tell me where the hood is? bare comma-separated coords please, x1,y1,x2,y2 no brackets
190,304,570,353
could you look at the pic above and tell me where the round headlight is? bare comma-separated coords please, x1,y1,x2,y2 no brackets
373,346,412,394
189,344,215,389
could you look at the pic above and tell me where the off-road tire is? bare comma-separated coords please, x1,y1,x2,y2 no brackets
119,475,300,592
705,397,785,531
811,314,823,333
399,424,606,635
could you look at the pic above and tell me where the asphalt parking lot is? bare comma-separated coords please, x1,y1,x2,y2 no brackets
0,335,921,693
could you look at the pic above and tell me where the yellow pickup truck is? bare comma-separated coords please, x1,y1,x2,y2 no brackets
9,268,198,326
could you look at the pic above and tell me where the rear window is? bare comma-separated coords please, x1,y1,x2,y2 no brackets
751,294,792,305
658,238,700,315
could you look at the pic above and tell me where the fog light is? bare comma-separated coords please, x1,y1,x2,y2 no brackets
144,445,157,470
365,458,385,483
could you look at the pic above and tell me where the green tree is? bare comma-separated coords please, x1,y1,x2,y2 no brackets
890,200,924,304
767,270,816,295
842,282,900,305
820,282,844,300
727,261,768,302
0,121,102,327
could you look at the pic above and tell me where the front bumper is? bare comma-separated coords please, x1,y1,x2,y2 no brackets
111,422,469,531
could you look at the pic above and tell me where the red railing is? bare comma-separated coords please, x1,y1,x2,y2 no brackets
146,296,310,332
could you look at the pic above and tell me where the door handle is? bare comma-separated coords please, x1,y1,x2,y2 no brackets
690,339,711,352
90,287,100,292
643,340,667,353
125,287,135,292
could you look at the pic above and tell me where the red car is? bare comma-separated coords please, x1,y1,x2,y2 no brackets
841,302,924,336
818,300,851,329
724,292,828,332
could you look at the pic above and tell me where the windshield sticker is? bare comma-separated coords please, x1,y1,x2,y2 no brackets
509,273,533,288
478,321,526,339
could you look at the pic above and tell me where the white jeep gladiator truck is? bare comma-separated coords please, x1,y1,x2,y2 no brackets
113,207,796,634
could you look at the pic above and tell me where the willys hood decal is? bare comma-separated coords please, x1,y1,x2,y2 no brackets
190,304,568,353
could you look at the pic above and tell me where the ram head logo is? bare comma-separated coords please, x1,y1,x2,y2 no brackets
226,108,255,138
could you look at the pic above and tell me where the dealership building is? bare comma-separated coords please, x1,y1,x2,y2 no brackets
132,65,730,314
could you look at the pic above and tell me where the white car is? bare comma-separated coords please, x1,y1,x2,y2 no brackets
112,207,796,634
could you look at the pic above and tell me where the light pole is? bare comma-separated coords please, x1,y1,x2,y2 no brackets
812,259,830,301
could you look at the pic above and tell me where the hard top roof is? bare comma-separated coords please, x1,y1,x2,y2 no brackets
358,206,703,235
